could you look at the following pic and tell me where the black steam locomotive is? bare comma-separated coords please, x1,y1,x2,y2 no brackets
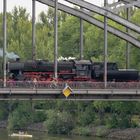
7,59,139,82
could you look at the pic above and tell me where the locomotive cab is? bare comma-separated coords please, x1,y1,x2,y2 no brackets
73,60,91,81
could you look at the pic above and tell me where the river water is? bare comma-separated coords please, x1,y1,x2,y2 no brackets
0,129,110,140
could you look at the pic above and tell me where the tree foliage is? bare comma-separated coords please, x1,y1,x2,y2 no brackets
44,110,74,134
0,6,140,134
8,102,33,130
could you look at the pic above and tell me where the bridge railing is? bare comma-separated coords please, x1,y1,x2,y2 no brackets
0,81,139,89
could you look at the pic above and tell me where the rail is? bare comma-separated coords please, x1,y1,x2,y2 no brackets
0,81,140,89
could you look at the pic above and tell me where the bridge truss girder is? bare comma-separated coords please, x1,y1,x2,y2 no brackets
109,0,140,13
121,0,140,8
37,0,140,48
64,0,140,34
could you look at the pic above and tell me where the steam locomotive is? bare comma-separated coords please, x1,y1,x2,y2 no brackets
7,59,139,82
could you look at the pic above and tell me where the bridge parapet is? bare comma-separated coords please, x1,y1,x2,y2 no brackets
0,81,140,100
1,81,140,89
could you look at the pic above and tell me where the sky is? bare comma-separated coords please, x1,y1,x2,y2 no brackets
0,0,116,18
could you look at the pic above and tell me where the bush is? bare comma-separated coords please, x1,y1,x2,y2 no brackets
78,111,95,126
0,102,9,120
33,111,46,123
7,102,33,130
44,110,74,134
71,126,91,136
0,109,8,121
96,126,109,137
105,113,135,129
105,114,118,128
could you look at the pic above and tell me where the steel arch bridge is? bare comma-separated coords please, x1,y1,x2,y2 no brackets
1,0,140,100
37,0,140,47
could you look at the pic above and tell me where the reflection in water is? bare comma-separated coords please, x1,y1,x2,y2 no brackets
0,129,109,140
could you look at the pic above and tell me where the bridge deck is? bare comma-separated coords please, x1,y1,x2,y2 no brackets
0,82,140,100
0,88,140,100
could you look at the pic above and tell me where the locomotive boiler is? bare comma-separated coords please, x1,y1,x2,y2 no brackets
7,59,139,82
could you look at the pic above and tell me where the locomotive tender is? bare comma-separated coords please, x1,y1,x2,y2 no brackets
7,59,139,82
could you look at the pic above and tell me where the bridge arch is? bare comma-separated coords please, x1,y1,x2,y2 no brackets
37,0,140,48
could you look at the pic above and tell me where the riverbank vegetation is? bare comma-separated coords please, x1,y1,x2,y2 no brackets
1,101,140,136
0,5,140,138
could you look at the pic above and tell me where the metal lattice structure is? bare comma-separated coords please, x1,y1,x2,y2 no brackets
2,0,140,100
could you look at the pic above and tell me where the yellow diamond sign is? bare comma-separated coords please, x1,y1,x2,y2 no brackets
63,85,72,98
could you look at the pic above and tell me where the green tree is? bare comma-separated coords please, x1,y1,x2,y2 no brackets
106,102,137,128
44,110,74,134
78,102,95,126
93,101,110,125
0,14,3,48
7,7,32,60
58,16,81,58
0,101,9,120
8,102,33,130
